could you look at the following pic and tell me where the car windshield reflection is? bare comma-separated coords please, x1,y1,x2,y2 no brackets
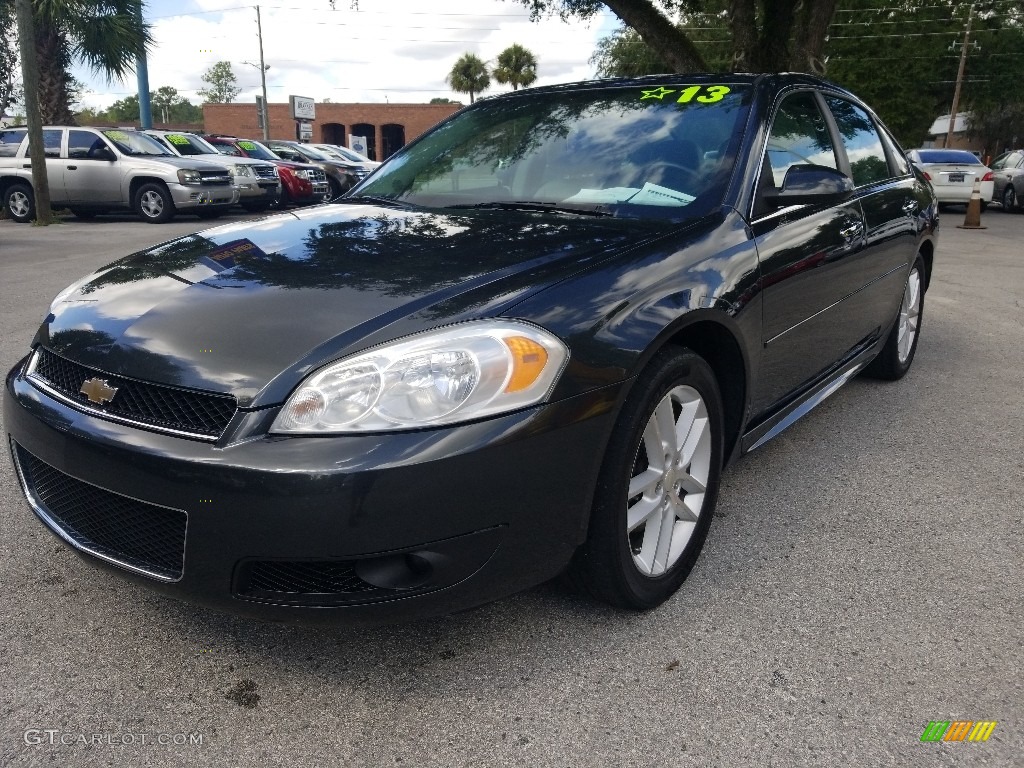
353,84,751,220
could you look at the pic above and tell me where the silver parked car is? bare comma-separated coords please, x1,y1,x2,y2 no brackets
989,149,1024,212
0,126,238,223
144,130,282,212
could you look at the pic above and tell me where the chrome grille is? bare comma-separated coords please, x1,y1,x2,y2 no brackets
252,164,277,180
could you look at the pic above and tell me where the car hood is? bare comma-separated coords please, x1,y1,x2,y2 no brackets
269,159,320,172
38,203,673,407
126,155,232,173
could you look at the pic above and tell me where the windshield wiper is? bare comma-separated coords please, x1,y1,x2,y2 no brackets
447,201,614,217
343,194,414,209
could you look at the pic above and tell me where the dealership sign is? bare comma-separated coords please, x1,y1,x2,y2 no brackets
289,95,316,121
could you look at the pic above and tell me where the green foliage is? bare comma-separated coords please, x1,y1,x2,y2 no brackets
429,97,461,104
76,89,203,125
447,53,490,103
493,44,538,90
198,61,241,104
0,0,16,116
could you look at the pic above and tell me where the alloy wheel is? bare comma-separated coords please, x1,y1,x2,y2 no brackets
626,385,711,577
9,190,30,218
140,190,164,218
897,267,922,363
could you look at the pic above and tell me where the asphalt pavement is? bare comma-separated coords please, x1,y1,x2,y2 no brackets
0,205,1021,767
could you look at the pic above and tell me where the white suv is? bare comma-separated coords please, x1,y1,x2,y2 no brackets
0,126,238,223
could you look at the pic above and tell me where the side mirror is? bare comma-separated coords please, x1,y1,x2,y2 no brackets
94,146,116,162
765,164,854,206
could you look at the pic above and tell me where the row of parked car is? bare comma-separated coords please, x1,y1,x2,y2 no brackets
907,148,1024,212
0,125,379,223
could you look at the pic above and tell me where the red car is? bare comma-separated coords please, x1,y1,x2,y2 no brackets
206,136,331,207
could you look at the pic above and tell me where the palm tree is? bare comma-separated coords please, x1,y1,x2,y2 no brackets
447,53,490,104
34,0,152,124
493,44,538,91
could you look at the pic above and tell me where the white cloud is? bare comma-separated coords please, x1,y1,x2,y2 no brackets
75,1,621,110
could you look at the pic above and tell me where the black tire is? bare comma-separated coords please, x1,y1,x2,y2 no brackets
5,182,35,223
133,182,175,223
68,208,97,220
241,201,272,213
865,255,926,380
1002,185,1017,212
195,208,226,220
327,179,343,201
980,201,988,213
570,348,724,609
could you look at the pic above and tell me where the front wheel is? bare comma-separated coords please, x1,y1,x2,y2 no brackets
5,182,35,223
570,349,724,609
865,255,925,380
134,182,175,223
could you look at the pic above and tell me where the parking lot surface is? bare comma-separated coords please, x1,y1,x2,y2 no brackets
1,207,1021,767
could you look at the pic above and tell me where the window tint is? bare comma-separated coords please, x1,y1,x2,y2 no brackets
43,129,62,158
916,149,981,165
765,91,838,188
68,130,109,159
826,97,891,186
0,128,26,157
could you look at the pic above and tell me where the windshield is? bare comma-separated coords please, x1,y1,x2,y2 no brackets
102,130,172,156
236,139,281,161
916,150,982,165
354,83,751,220
334,146,371,163
162,132,219,156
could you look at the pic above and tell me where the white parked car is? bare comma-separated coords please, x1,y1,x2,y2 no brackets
907,149,993,210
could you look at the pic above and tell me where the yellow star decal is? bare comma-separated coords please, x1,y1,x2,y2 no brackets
640,87,676,100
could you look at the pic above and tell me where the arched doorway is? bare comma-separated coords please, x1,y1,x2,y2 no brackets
381,124,406,160
322,123,345,145
351,123,376,160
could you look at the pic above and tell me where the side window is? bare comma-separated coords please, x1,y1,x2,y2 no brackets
218,144,242,156
825,97,891,187
877,127,910,176
43,129,62,158
68,130,108,159
1008,151,1024,169
0,128,27,157
765,92,839,189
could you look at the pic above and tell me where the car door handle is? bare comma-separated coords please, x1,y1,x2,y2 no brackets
839,221,864,240
66,165,78,170
22,163,31,169
901,199,918,214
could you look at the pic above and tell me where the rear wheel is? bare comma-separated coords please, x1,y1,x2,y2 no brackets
1002,186,1017,212
134,182,175,223
866,255,925,380
570,349,723,609
5,182,35,223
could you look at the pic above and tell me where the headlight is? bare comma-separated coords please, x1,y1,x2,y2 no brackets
271,321,568,434
293,169,310,180
177,169,202,185
233,164,252,178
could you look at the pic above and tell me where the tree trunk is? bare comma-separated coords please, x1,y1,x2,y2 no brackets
603,0,708,73
728,0,758,72
35,23,76,125
15,0,53,223
756,0,797,71
793,0,838,74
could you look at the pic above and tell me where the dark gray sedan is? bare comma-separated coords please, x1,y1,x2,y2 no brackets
990,149,1024,211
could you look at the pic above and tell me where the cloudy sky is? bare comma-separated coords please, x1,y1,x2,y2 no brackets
74,0,622,111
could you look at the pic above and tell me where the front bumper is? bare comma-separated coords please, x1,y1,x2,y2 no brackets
236,180,282,201
5,357,622,625
169,183,239,210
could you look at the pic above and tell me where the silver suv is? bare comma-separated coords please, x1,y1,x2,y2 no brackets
0,126,238,223
144,130,281,212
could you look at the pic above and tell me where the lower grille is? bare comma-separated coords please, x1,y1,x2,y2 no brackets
29,347,236,440
13,443,187,581
246,561,376,595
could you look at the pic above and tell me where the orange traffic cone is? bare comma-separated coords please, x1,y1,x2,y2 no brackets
957,178,987,230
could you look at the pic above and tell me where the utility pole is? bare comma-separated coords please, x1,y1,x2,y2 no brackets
945,5,976,149
14,0,53,224
256,5,269,140
136,0,152,128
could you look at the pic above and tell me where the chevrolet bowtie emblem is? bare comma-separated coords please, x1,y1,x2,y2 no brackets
80,377,118,405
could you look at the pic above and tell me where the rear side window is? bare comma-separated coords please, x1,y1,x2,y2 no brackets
825,97,891,186
916,149,981,165
0,129,26,156
68,130,109,159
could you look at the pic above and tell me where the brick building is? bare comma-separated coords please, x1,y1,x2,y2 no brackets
202,101,461,161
